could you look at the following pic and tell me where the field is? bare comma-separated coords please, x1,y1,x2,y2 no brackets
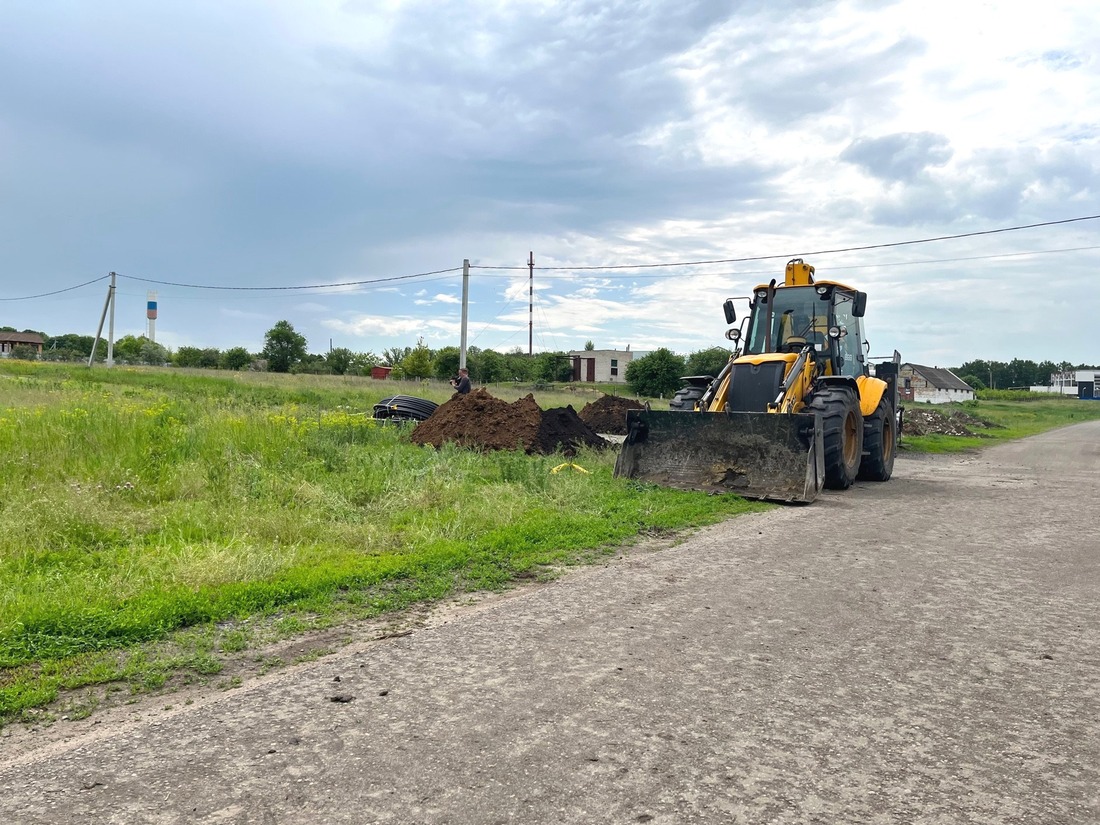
4,363,1100,726
899,396,1100,452
0,362,760,724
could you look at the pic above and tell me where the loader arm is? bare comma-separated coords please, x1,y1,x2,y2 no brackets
770,345,818,415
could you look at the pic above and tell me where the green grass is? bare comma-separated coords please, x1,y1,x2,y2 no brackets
0,362,756,722
5,363,1092,723
900,397,1100,453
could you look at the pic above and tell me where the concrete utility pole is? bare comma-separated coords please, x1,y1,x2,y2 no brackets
528,251,534,356
459,258,469,369
89,272,117,368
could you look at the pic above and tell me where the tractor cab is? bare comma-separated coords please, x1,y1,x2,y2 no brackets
741,272,868,380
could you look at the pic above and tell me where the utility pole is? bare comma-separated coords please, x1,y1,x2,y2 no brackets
89,272,117,368
459,258,470,369
107,271,115,366
528,251,534,356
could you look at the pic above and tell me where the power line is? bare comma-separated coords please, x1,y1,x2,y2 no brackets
118,266,464,291
0,273,112,301
470,215,1100,271
466,244,1100,280
112,270,465,303
5,215,1099,302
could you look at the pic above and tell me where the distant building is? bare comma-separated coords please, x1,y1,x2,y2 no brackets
1033,370,1099,398
0,331,45,356
899,363,975,404
569,349,632,383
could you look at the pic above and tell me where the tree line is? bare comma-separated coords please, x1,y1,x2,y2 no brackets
0,322,619,385
4,323,1094,396
953,358,1097,390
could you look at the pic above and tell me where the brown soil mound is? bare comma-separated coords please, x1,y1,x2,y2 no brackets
906,409,994,440
411,388,609,455
578,394,646,435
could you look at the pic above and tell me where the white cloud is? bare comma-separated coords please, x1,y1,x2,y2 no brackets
2,0,1098,366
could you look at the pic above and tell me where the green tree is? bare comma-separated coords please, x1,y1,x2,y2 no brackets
1006,358,1039,389
9,343,38,360
140,340,170,366
197,348,221,369
44,333,99,360
220,347,253,371
957,359,1000,390
382,346,411,367
584,340,595,351
433,346,461,381
290,353,330,374
262,321,307,373
685,347,732,378
1036,360,1057,386
348,350,380,376
958,374,986,391
401,339,434,380
174,347,205,368
113,335,146,365
477,349,506,383
503,349,534,381
626,348,686,397
326,347,355,375
533,352,573,383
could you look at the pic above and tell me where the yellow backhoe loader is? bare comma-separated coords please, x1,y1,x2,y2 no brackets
614,258,900,504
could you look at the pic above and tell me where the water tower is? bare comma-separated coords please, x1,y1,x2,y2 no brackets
146,291,158,342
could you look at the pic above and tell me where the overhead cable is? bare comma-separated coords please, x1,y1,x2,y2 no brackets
118,266,464,290
468,244,1100,280
0,273,112,301
470,214,1100,271
4,215,1098,300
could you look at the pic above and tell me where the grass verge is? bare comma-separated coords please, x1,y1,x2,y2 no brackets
0,362,760,724
900,397,1100,453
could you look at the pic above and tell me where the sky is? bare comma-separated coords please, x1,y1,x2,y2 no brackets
2,0,1098,369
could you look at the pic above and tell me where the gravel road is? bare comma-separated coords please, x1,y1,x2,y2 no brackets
2,422,1099,824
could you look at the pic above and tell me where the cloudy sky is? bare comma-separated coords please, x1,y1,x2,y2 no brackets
2,0,1098,368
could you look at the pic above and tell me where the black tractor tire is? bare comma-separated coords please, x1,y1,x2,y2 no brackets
858,396,896,481
807,387,864,490
669,381,710,411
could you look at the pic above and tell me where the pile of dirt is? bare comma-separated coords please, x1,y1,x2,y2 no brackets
949,410,1006,430
578,394,646,435
411,388,609,455
902,407,1006,437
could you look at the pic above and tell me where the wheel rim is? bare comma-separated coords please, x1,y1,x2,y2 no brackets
843,411,859,466
883,415,895,462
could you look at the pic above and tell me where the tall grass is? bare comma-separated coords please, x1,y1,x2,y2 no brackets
0,363,758,720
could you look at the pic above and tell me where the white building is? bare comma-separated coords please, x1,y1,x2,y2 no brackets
568,349,632,384
1031,370,1099,398
899,363,975,404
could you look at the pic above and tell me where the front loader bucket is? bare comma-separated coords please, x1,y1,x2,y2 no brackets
613,409,824,504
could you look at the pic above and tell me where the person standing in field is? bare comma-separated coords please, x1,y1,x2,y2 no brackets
451,367,471,395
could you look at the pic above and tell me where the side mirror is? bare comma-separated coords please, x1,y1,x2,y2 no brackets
852,291,867,317
723,299,736,325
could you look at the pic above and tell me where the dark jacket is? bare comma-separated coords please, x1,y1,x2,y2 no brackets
453,374,471,394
